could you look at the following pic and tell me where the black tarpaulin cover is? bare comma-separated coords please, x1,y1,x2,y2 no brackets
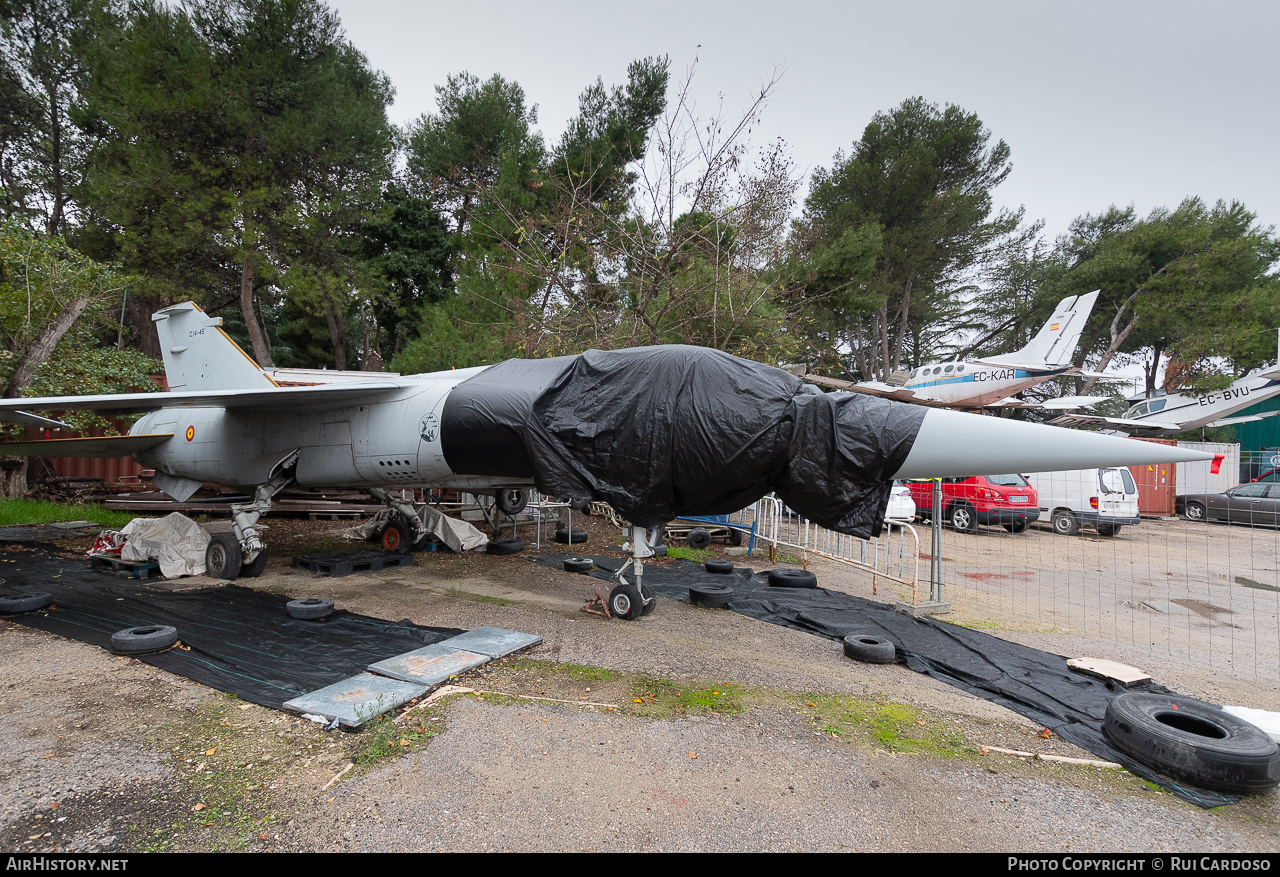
1,550,461,709
443,346,925,538
534,552,1238,808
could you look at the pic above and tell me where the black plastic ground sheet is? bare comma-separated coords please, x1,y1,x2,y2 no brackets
535,552,1237,807
0,548,462,710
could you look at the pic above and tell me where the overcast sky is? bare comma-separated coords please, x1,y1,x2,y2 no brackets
329,0,1279,244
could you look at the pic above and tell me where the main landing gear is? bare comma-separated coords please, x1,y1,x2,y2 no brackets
205,452,299,580
583,524,657,620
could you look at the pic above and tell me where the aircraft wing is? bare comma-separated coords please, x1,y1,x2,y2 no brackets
1208,411,1280,428
1046,413,1179,435
0,382,410,423
987,395,1108,410
803,374,948,406
0,434,174,457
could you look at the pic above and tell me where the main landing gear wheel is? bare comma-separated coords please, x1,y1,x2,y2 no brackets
1052,510,1080,536
205,533,243,580
380,519,411,553
608,583,643,620
242,546,269,577
640,583,656,616
1104,693,1280,794
495,489,528,516
949,503,977,534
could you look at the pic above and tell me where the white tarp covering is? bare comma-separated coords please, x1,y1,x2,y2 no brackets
349,506,489,553
119,512,211,578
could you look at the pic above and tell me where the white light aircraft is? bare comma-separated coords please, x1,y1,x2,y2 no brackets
805,291,1109,410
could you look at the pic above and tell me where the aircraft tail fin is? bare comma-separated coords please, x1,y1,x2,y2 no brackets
152,302,276,391
983,291,1099,368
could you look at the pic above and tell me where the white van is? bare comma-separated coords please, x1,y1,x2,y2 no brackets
1026,467,1141,536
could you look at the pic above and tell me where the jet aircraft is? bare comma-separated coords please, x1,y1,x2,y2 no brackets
0,302,1212,618
805,291,1109,410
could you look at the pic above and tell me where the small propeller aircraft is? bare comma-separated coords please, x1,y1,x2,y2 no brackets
0,302,1212,618
1049,364,1280,436
805,291,1109,410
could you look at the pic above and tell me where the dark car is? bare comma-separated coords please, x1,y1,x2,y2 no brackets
1177,482,1280,528
906,474,1038,534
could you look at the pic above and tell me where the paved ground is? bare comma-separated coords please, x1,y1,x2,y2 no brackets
1,516,1277,853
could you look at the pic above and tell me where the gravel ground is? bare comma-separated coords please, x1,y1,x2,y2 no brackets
1,515,1277,853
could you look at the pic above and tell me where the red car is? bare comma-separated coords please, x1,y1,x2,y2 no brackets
906,475,1039,534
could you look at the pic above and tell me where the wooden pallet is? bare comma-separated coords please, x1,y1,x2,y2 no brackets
90,555,160,579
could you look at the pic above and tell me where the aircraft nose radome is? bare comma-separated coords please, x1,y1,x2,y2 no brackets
892,407,1213,480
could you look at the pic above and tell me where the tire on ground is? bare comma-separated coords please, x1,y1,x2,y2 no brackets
842,634,896,664
563,556,595,573
287,598,334,620
767,568,817,589
111,624,179,655
555,527,588,545
0,592,52,614
704,559,734,574
486,538,525,555
689,584,733,608
1104,692,1280,794
686,527,712,550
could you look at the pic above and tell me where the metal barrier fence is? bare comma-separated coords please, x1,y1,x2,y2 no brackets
747,496,922,605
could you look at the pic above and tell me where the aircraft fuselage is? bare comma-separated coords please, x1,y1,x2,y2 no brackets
899,362,1071,407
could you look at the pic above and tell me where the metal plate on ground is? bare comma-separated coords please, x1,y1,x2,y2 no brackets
283,673,427,728
444,625,542,657
367,643,491,686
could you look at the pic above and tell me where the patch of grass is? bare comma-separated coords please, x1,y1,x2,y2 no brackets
503,656,620,682
628,677,748,718
775,552,804,565
0,497,135,529
797,693,973,757
665,546,711,563
355,713,439,765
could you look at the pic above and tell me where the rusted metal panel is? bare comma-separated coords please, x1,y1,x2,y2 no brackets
1128,438,1178,517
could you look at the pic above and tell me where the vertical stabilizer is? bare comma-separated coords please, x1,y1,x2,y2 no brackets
984,291,1099,368
152,302,276,391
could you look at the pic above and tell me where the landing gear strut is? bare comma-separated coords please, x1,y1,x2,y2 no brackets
207,451,298,581
584,525,658,620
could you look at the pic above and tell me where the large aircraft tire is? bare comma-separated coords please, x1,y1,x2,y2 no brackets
0,592,52,614
242,547,269,578
495,489,528,516
205,534,243,580
689,584,733,608
486,538,525,556
563,556,595,573
686,527,712,550
287,598,335,620
111,624,179,655
842,634,896,664
380,520,411,553
767,568,817,589
1104,693,1280,794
